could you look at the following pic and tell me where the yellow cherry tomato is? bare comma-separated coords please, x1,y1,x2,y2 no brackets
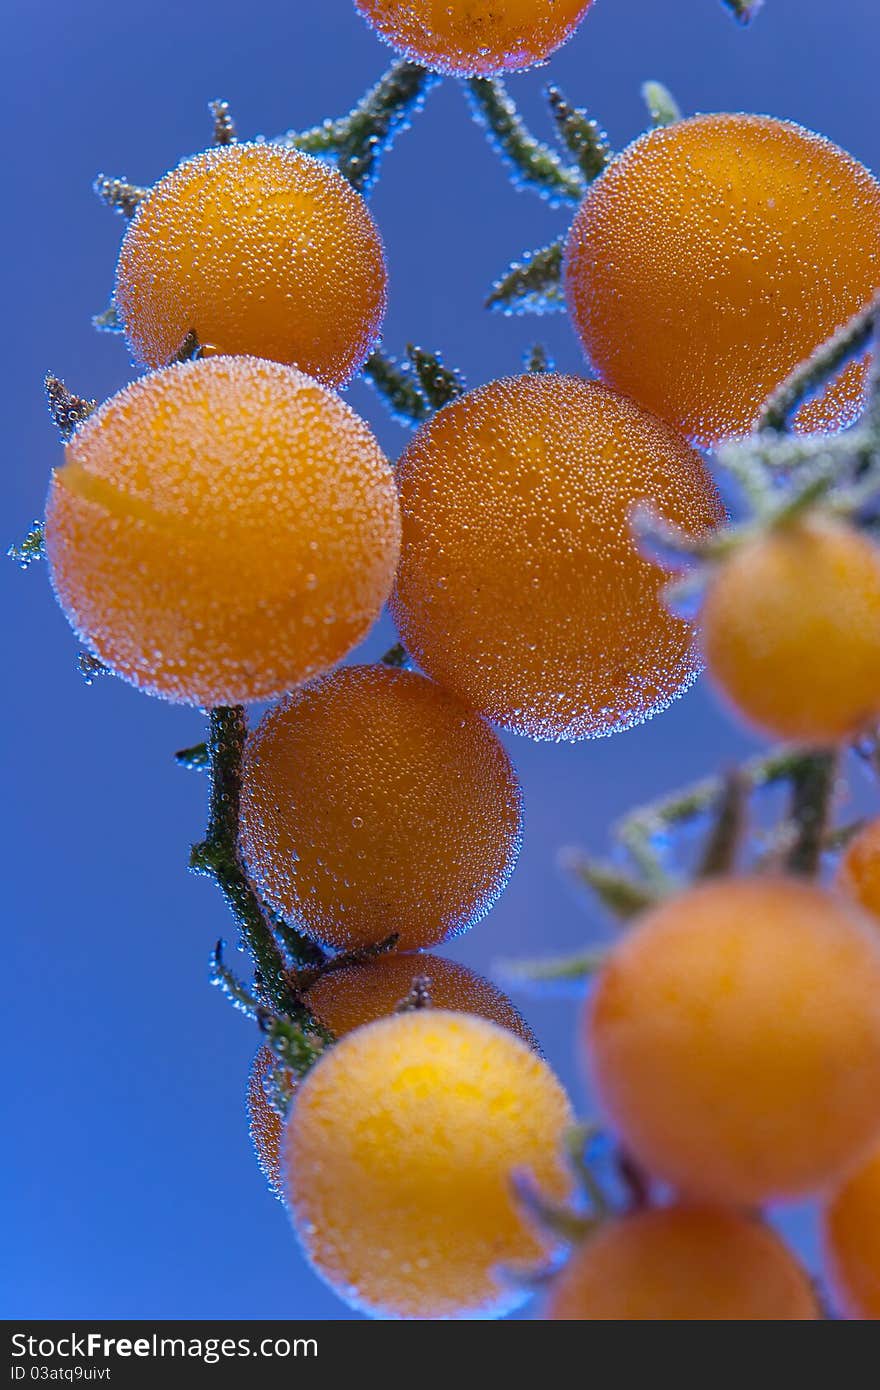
390,373,724,741
247,954,538,1195
240,665,522,951
565,114,880,445
284,1010,574,1319
545,1207,818,1320
701,518,880,744
354,0,595,77
45,357,400,705
116,142,387,386
587,877,880,1205
822,1142,880,1319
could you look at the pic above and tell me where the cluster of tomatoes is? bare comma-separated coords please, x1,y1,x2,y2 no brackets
39,1,880,1319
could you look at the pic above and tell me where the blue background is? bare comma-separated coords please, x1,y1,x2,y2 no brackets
4,0,878,1320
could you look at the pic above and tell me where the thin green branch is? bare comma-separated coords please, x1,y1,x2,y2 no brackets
45,374,96,442
489,261,561,307
509,1170,597,1243
616,747,822,870
381,641,411,669
92,303,123,334
696,769,747,878
784,750,838,877
362,349,430,426
486,240,565,316
190,708,323,1018
495,947,607,991
406,345,465,410
175,741,210,771
8,522,44,569
641,81,682,129
77,653,109,685
545,86,611,183
721,0,764,21
278,61,437,194
259,1008,329,1080
756,297,879,434
93,173,148,218
558,849,660,921
565,1124,611,1217
210,939,258,1018
525,344,554,374
209,98,237,146
466,77,585,206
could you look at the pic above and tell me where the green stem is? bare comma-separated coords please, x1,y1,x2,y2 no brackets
756,298,878,434
784,750,838,877
617,748,822,866
279,61,437,194
465,77,585,206
486,241,565,316
495,947,607,990
93,174,147,218
641,81,682,128
558,850,660,921
545,86,611,182
190,708,323,1019
696,769,747,878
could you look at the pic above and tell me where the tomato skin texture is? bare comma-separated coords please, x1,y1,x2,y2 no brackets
544,1206,818,1321
115,142,387,386
247,1047,287,1201
586,877,880,1206
283,1010,573,1320
701,519,880,744
239,665,523,951
390,373,724,742
305,952,539,1051
44,357,400,706
565,113,880,446
354,0,595,77
247,955,538,1196
838,819,880,924
822,1144,880,1319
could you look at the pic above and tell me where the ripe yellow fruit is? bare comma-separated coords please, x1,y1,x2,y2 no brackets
45,357,400,705
390,374,723,741
587,877,880,1206
822,1142,880,1318
565,114,880,445
837,819,880,923
115,142,387,386
545,1207,818,1320
701,518,880,744
284,1010,574,1319
247,955,538,1195
354,0,594,77
240,665,522,950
